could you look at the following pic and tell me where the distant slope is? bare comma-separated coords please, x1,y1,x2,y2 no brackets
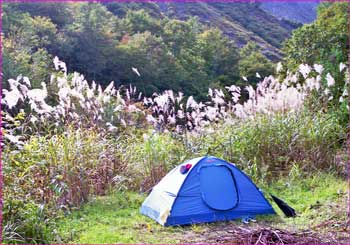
106,2,306,60
157,2,303,60
260,2,319,24
157,2,297,60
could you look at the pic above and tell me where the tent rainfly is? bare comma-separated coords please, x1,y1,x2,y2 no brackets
140,156,275,226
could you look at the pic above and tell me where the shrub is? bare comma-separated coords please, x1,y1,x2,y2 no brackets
2,126,125,243
191,110,345,182
117,130,193,191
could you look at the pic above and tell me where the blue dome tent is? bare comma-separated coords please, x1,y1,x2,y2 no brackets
140,156,275,226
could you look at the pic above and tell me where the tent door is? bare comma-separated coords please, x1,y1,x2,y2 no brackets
199,165,238,210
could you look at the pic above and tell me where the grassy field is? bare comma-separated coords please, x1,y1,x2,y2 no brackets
56,172,349,244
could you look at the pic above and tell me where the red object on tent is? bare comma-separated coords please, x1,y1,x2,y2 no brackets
180,164,192,174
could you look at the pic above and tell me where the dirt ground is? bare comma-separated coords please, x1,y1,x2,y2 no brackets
178,221,350,244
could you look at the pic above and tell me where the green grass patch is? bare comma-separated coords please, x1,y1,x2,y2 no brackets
56,172,347,243
263,171,347,230
56,192,186,244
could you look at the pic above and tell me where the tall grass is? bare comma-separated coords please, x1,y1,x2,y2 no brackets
230,111,344,179
1,59,347,243
181,109,345,182
117,131,190,191
2,127,123,243
115,109,345,188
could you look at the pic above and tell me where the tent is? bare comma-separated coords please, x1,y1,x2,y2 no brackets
140,156,275,226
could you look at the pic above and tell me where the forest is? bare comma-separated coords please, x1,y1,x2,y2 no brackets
2,2,285,100
1,2,350,244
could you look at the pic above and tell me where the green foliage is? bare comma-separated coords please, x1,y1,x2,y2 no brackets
117,130,190,191
192,110,345,182
210,3,284,48
2,200,56,244
163,17,199,56
3,2,244,99
58,3,120,83
283,2,348,103
125,9,161,34
5,2,74,28
56,192,183,244
198,28,240,83
263,172,347,230
238,42,274,84
114,109,345,190
116,31,181,94
2,12,57,88
2,127,124,243
282,9,348,73
105,2,162,19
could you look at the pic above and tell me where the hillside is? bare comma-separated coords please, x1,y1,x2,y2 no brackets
105,2,308,60
3,2,318,98
160,2,289,60
260,2,319,24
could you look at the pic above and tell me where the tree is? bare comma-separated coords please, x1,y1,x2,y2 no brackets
8,2,74,28
3,2,284,100
57,3,120,83
197,28,240,84
284,3,348,70
162,17,200,57
2,13,56,88
283,2,348,102
238,42,274,84
2,39,53,89
115,31,185,95
124,10,161,35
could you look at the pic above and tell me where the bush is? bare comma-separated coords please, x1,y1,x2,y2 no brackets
2,126,125,243
116,108,345,189
190,110,345,182
117,130,192,191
